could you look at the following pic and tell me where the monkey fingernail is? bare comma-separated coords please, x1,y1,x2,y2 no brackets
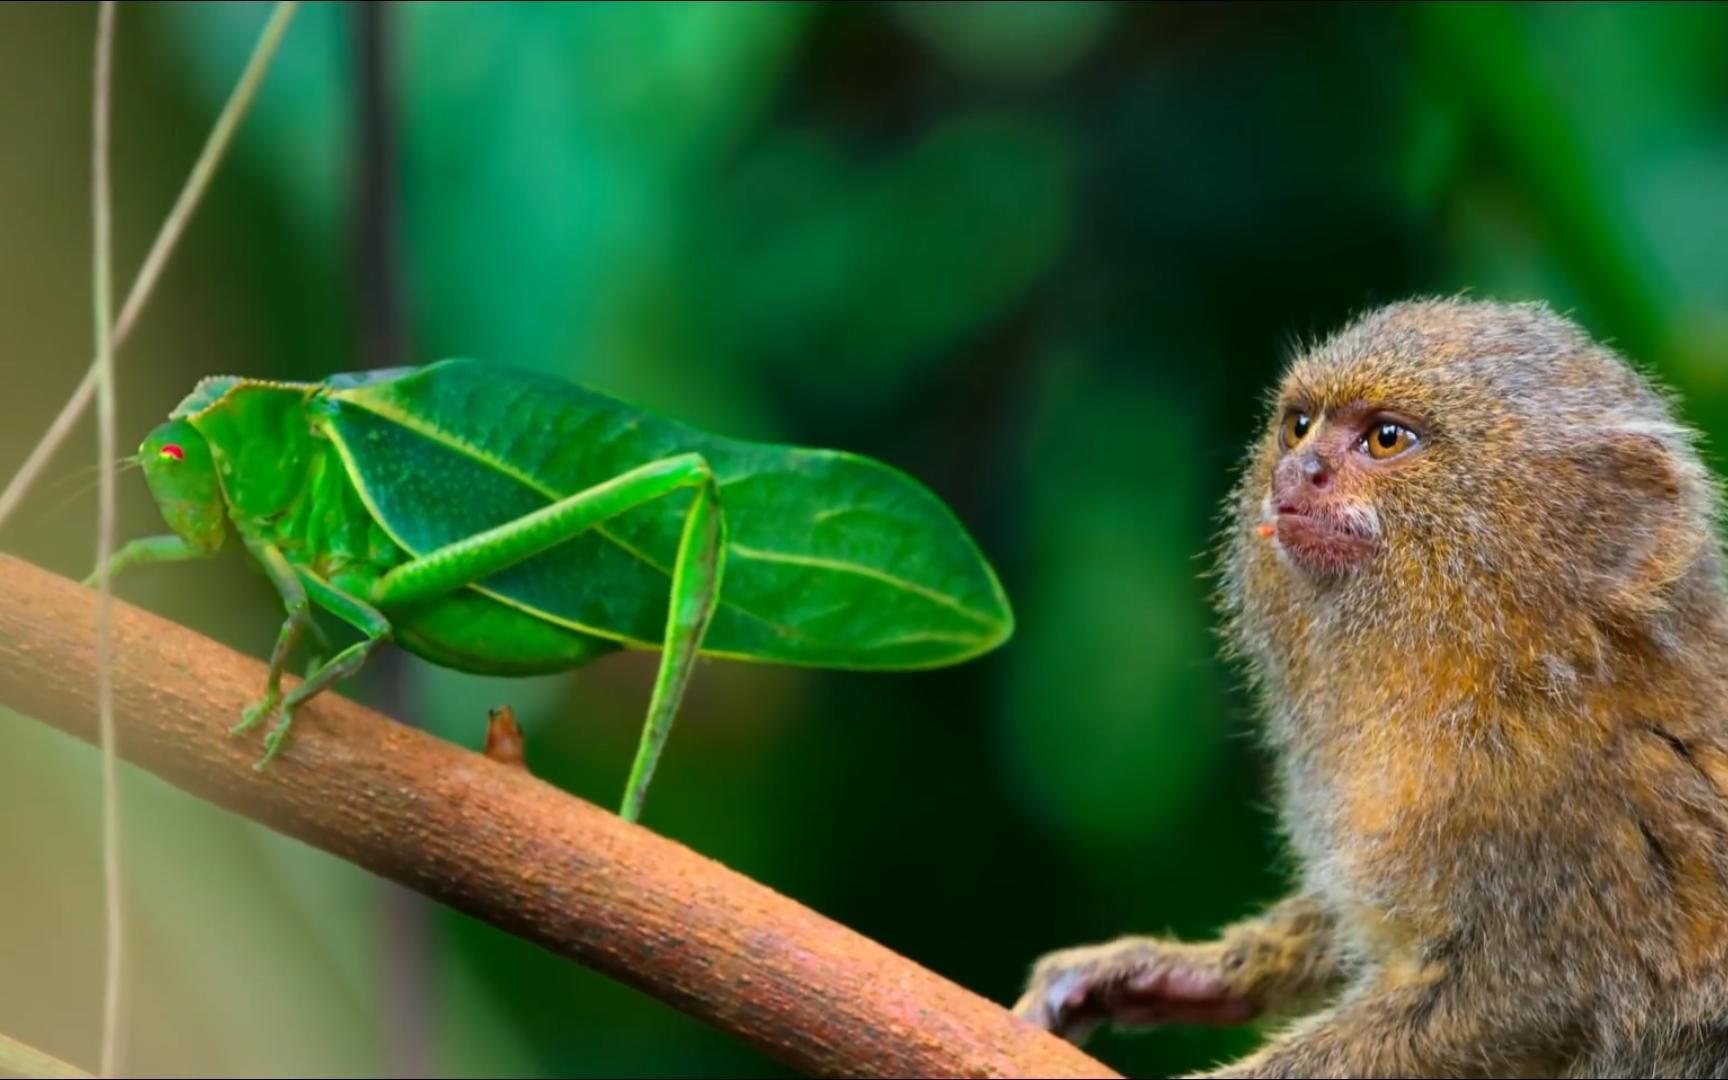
1042,970,1084,1013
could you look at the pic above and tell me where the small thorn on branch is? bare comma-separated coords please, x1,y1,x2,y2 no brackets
483,705,526,771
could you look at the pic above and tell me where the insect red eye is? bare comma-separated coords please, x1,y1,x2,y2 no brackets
159,444,185,462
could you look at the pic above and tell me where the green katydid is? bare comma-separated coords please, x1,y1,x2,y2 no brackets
85,359,1013,821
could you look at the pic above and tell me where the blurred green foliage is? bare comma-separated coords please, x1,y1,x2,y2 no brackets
4,2,1728,1077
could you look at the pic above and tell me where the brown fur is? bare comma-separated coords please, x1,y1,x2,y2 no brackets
1013,298,1728,1077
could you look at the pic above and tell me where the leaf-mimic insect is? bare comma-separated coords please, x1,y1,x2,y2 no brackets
87,360,1013,820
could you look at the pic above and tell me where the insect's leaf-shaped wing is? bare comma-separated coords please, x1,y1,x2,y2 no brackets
320,359,1014,669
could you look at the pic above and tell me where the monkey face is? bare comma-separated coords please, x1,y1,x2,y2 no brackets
1253,398,1424,578
1221,298,1724,692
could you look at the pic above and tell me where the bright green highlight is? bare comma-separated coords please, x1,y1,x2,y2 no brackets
86,360,1013,821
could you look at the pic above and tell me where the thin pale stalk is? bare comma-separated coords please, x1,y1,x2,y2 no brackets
0,1,302,535
90,4,123,1077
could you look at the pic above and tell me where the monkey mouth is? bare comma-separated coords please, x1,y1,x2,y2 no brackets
1271,505,1377,574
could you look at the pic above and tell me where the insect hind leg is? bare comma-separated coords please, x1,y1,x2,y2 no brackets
617,469,725,823
368,453,726,821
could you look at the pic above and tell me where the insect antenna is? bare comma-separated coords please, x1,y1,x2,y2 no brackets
36,456,140,515
39,453,137,491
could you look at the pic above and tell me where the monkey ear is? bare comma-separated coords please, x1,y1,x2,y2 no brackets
1584,429,1711,616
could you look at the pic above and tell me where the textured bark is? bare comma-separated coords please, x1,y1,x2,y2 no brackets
0,554,1118,1080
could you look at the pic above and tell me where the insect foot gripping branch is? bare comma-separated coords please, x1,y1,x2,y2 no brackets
86,359,1014,823
1013,297,1728,1078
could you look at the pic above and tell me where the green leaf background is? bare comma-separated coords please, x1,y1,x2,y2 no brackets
4,2,1728,1077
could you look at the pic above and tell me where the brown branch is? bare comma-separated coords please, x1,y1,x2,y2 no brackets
0,555,1119,1080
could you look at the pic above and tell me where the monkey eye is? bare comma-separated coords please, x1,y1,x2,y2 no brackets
1280,410,1312,450
1360,421,1418,460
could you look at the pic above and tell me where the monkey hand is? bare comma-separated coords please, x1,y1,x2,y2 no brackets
1012,938,1258,1044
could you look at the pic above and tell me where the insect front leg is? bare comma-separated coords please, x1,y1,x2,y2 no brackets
232,539,317,738
253,571,393,770
370,453,726,822
81,533,212,587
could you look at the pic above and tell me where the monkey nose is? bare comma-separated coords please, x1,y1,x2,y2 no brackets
1301,454,1332,490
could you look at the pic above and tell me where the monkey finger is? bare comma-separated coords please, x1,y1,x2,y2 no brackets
1052,1013,1104,1045
1114,964,1258,1026
1011,974,1105,1043
1114,997,1258,1027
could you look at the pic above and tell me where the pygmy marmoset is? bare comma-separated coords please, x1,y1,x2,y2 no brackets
1013,298,1728,1078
